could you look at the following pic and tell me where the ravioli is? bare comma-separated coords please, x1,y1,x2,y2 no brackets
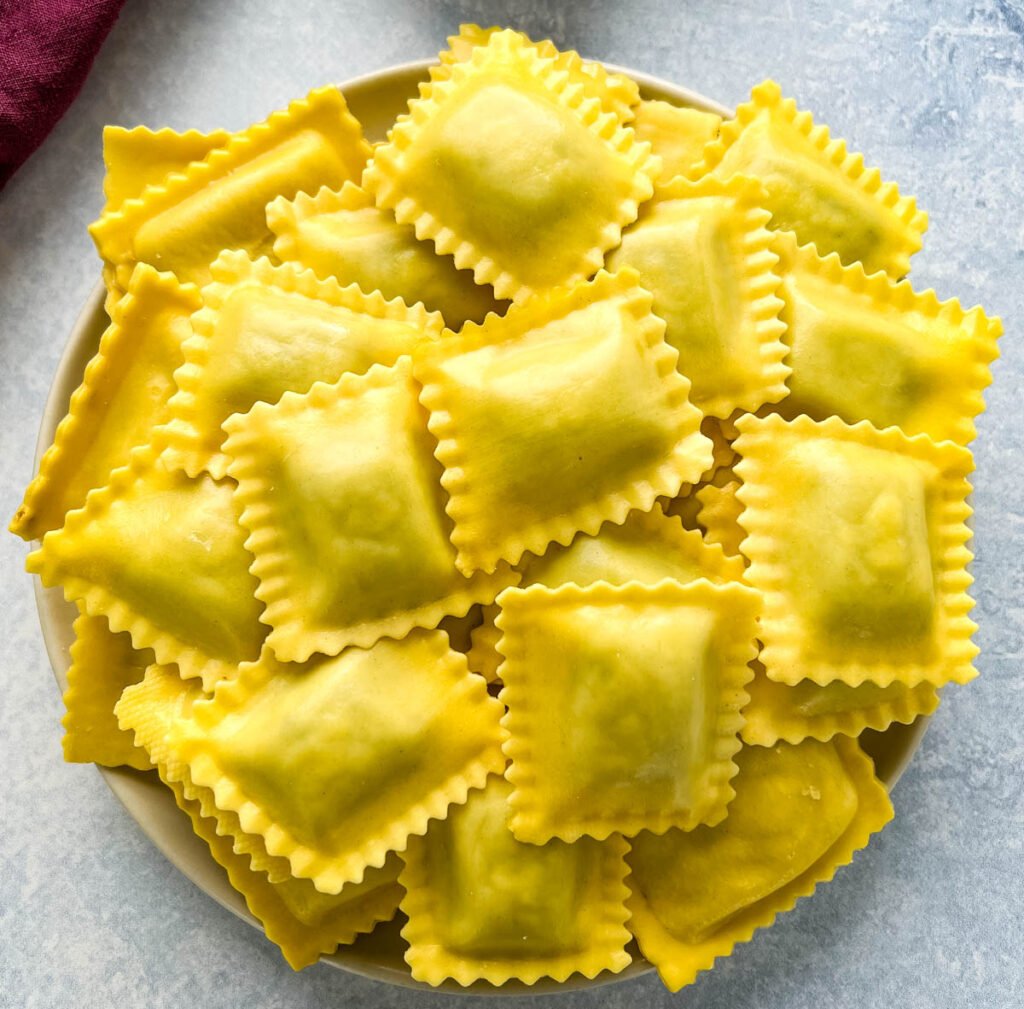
690,79,927,276
91,85,370,289
99,126,231,313
741,660,940,745
608,174,788,417
101,124,231,214
627,737,893,991
415,269,712,574
11,27,1000,992
440,24,640,124
735,413,977,688
467,509,744,681
117,663,295,882
116,665,403,969
27,448,266,689
772,232,1001,444
173,780,403,970
632,99,721,182
11,265,201,541
222,357,517,662
268,182,503,327
365,29,657,300
697,479,746,559
400,773,631,986
167,631,505,893
157,250,443,479
61,613,153,770
498,580,760,842
524,507,744,588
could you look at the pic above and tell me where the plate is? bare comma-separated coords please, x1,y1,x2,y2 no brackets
31,58,929,995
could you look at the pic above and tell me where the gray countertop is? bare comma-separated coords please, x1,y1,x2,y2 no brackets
2,1,1022,1007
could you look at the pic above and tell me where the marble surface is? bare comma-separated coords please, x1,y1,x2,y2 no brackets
2,1,1023,1006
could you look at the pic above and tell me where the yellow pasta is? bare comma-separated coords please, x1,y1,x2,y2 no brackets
156,250,443,480
690,79,927,276
101,125,230,214
523,508,744,588
467,509,745,680
440,24,640,123
741,660,940,746
628,737,893,991
735,413,977,688
772,232,1001,444
27,448,266,690
607,174,788,417
438,607,482,655
632,99,721,183
117,663,296,882
11,265,200,541
697,479,746,559
99,126,229,314
167,631,505,893
12,28,1000,992
466,603,504,683
62,613,152,770
171,780,403,970
91,85,370,289
400,773,631,986
415,269,712,574
661,486,703,532
267,182,504,327
498,580,760,843
116,665,403,969
365,30,658,300
221,358,517,662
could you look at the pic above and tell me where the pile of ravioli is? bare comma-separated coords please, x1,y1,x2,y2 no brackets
12,25,1000,993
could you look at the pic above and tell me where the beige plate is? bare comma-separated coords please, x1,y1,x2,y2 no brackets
32,58,928,995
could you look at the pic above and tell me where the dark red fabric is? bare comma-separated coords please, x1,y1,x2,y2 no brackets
0,0,126,189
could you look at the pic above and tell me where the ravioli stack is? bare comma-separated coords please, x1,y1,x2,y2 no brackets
11,25,999,993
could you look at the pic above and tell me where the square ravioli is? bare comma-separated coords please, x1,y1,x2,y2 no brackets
62,613,152,770
607,175,788,418
772,233,1001,444
627,737,893,992
734,413,977,688
267,182,504,328
158,250,443,480
400,773,631,987
741,660,940,746
167,630,505,893
222,357,517,662
415,270,712,574
690,80,927,276
116,665,403,969
497,580,760,843
364,29,658,301
27,448,266,690
11,264,200,541
91,85,370,290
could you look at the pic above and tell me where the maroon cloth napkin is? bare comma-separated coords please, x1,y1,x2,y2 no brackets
0,0,126,189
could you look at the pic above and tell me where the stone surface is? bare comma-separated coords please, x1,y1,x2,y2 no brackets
2,1,1022,1007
